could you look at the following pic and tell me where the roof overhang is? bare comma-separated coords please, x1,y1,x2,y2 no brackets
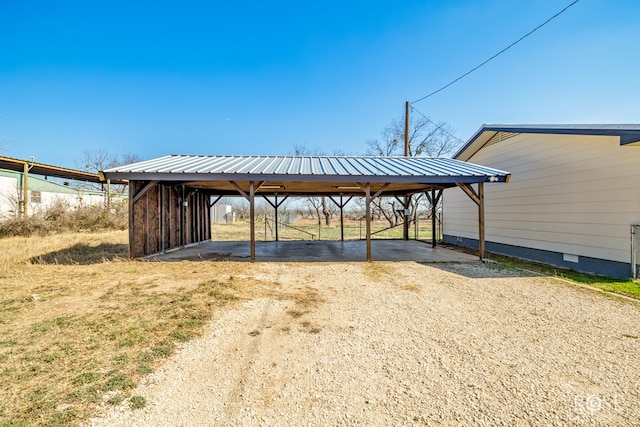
455,124,640,161
0,155,128,185
102,155,510,197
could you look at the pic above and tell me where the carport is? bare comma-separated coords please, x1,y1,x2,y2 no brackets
100,155,510,261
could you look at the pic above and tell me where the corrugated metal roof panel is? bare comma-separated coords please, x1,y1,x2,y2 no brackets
103,155,510,184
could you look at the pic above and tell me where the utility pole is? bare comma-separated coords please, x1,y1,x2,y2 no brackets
403,101,410,240
404,101,410,156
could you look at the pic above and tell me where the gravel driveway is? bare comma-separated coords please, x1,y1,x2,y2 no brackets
87,262,640,426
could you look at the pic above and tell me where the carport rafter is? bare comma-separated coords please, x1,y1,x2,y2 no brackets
328,195,353,241
262,195,289,242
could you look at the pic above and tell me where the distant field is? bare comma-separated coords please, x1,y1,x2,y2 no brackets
211,217,439,241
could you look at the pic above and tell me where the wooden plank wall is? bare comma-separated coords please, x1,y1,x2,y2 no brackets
130,181,211,258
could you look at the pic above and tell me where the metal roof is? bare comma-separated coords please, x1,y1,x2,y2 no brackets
0,155,127,185
102,155,510,196
103,155,508,182
455,124,640,161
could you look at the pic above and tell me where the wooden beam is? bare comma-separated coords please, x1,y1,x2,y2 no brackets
456,183,485,260
261,195,288,241
261,194,289,209
230,181,249,200
372,183,390,199
208,195,223,208
131,180,159,205
456,183,480,206
328,195,353,241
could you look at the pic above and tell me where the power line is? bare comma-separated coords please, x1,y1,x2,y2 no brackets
412,0,581,104
410,106,466,145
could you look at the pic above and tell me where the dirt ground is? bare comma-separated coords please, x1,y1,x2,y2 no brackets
86,261,640,426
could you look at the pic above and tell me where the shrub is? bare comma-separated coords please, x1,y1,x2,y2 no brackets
0,216,50,238
0,200,128,238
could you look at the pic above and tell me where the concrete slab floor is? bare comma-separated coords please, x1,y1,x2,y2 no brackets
149,240,481,263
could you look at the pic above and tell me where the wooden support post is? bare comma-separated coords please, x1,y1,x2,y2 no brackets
456,183,485,261
22,163,29,217
274,194,279,242
249,181,256,262
365,184,371,262
262,195,289,242
340,195,344,241
431,189,437,248
107,179,111,209
180,185,186,249
128,182,135,259
160,185,166,254
328,195,352,242
403,196,410,241
478,182,485,261
426,189,443,248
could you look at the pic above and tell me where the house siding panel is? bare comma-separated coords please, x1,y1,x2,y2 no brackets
444,134,640,270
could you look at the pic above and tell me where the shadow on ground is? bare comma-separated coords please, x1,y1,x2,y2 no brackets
29,243,129,265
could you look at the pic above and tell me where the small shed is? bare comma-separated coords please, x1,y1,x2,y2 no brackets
101,155,510,261
443,124,640,278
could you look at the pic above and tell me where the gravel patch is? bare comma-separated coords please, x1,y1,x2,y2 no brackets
86,262,640,426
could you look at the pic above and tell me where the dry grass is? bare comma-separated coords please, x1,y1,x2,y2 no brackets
0,230,295,426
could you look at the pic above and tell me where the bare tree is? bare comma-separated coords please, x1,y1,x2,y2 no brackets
76,150,142,192
306,197,322,223
228,197,249,221
79,149,142,172
290,144,339,225
365,114,460,230
367,114,461,158
119,152,143,167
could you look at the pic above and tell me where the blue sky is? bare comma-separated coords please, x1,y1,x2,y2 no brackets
1,0,639,169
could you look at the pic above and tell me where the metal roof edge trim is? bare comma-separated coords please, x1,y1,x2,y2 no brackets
101,172,510,184
455,124,640,160
0,155,128,184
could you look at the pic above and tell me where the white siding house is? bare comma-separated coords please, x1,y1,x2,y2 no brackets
443,125,640,278
0,169,109,218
